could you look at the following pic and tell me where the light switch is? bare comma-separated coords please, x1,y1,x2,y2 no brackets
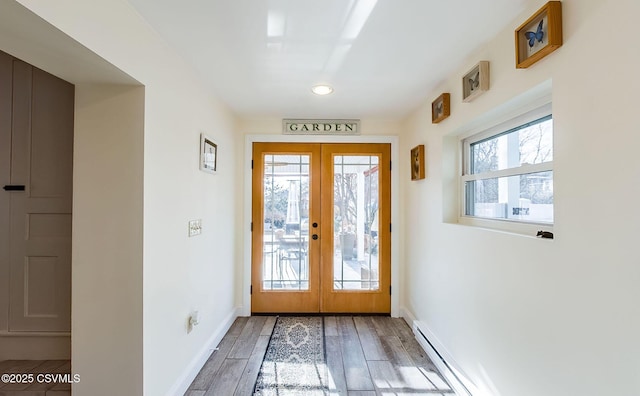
187,310,199,333
189,220,202,237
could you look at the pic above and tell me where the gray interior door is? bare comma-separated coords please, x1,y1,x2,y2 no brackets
1,53,74,332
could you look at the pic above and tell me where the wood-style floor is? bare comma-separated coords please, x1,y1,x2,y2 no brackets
0,360,71,396
186,316,455,396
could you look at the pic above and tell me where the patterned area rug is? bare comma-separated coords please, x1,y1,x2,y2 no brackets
254,316,328,395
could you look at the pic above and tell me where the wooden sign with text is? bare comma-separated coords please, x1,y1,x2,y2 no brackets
283,119,360,135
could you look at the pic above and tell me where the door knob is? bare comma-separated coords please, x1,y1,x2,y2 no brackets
312,234,318,240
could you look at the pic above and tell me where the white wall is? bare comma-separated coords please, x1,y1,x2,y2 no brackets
9,0,640,394
401,0,640,395
238,118,403,317
11,1,241,395
74,83,145,396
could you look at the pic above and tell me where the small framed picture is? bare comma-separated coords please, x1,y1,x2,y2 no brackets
431,93,450,124
515,1,562,69
410,145,425,181
462,61,490,102
200,133,217,174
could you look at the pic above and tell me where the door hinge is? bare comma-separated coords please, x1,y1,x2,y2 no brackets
390,160,392,171
389,285,392,295
250,222,253,232
390,223,392,232
251,159,254,169
250,285,253,294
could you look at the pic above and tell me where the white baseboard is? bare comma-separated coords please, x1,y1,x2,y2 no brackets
411,318,483,396
399,305,481,396
166,306,242,396
399,305,417,324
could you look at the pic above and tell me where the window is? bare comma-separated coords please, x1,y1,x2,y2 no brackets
461,105,553,225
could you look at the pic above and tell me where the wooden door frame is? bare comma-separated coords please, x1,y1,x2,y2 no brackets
242,134,400,317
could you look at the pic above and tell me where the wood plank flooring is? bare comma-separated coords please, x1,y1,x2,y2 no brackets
0,359,71,396
186,316,455,395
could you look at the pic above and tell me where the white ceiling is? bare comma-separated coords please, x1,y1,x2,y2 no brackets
127,0,529,119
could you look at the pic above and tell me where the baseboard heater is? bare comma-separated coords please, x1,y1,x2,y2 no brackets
412,322,474,396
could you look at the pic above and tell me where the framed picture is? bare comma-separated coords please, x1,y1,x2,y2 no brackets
431,93,450,124
410,145,425,181
200,133,217,174
462,61,490,102
515,1,562,69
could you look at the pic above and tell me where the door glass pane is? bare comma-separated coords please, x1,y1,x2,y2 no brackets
262,155,310,290
333,155,380,290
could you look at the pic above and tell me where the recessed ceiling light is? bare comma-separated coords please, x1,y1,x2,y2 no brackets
312,85,334,95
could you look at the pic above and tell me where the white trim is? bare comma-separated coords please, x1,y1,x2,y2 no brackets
412,320,479,396
166,306,241,396
399,305,416,324
456,205,554,237
457,216,553,237
242,134,400,317
400,306,483,395
461,103,553,153
461,162,552,183
457,102,554,234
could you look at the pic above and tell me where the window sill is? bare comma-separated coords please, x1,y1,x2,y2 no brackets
455,215,554,239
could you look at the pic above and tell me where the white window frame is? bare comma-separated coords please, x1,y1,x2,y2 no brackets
459,103,554,235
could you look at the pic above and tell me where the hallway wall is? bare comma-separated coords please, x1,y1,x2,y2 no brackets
400,0,640,395
9,1,241,395
238,118,403,317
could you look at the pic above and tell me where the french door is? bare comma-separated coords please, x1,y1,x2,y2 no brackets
251,143,391,313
